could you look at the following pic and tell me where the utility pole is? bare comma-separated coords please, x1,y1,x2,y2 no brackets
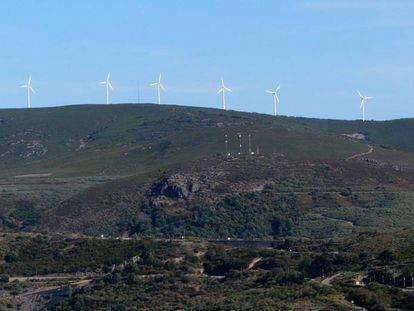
137,80,140,104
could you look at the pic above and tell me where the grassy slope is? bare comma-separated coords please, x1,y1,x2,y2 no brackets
290,117,414,153
2,103,413,177
2,104,414,237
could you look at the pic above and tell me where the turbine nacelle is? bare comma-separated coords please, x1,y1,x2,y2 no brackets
100,72,113,90
356,90,373,108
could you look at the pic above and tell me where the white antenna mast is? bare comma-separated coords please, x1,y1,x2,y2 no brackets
248,134,252,154
237,133,242,155
225,134,230,156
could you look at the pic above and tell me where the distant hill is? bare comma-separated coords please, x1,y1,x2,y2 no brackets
2,104,414,238
1,104,414,178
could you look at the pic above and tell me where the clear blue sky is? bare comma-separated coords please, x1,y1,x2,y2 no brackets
0,0,413,120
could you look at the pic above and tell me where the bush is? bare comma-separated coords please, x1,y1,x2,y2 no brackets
0,274,9,283
4,252,18,263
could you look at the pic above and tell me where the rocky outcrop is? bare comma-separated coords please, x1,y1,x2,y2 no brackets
150,174,202,199
0,129,47,158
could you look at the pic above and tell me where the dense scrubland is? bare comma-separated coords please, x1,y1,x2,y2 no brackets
0,104,414,309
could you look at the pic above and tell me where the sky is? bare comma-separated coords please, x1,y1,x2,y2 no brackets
0,0,413,120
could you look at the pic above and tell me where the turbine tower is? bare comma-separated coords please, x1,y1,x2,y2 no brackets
356,90,373,122
99,72,113,105
217,78,232,110
20,76,35,108
151,73,165,105
266,85,281,116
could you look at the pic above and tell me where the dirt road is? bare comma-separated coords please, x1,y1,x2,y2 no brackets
346,145,373,161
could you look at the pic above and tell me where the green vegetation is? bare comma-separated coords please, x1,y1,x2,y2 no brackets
0,105,414,309
0,232,412,310
1,104,413,178
0,234,179,276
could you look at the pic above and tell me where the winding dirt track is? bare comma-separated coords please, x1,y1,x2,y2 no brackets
346,145,374,161
247,257,262,270
321,273,342,286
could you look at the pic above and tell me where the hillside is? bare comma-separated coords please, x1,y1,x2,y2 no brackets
1,104,414,178
38,154,414,238
2,104,414,238
1,104,414,310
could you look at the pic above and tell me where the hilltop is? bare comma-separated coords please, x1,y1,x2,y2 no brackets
1,104,414,238
0,103,414,178
1,104,414,310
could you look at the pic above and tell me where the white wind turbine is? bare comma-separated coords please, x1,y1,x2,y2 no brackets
356,90,373,122
20,76,35,108
99,72,113,105
266,85,281,116
217,78,232,110
151,73,165,105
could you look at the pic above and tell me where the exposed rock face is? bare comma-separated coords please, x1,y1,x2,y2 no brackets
150,174,202,199
0,129,47,158
343,133,366,140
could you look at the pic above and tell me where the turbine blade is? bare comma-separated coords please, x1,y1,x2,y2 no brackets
275,85,281,92
99,81,106,85
30,87,36,94
28,76,32,84
20,85,28,88
225,87,232,92
275,95,280,103
151,82,158,86
356,90,363,98
266,90,274,94
108,83,113,90
217,88,223,94
160,84,166,91
107,72,111,81
158,73,162,82
365,96,373,100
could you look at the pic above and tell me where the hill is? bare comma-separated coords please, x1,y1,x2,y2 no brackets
1,103,414,178
37,154,414,238
2,104,414,238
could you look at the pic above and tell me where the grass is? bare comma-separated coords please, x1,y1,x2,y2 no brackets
2,103,414,178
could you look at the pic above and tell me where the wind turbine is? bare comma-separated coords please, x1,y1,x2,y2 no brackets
217,78,232,110
356,90,373,122
99,72,113,105
151,73,165,105
266,85,281,116
20,76,35,108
